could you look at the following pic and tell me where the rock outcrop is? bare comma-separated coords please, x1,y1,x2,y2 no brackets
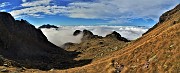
73,30,82,36
72,30,129,42
159,4,180,23
106,31,130,42
73,30,102,41
143,4,180,35
81,30,95,40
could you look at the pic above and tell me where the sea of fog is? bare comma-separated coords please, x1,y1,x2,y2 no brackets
41,26,149,47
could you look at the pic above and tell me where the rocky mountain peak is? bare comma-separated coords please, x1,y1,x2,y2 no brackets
106,31,130,42
38,24,58,29
106,31,121,39
82,30,94,37
73,30,82,36
73,30,95,41
73,30,129,42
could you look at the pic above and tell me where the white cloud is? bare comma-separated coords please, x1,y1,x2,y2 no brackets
10,5,66,18
22,0,27,2
62,0,179,21
41,28,83,47
0,9,6,12
0,2,11,7
9,0,179,23
41,26,148,47
10,0,66,18
21,0,52,7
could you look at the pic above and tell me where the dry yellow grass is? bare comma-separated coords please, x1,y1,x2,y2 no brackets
54,4,180,73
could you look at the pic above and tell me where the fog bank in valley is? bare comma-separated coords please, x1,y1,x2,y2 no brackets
41,26,148,47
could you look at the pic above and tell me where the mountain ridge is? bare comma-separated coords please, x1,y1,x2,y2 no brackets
0,12,92,70
0,4,179,73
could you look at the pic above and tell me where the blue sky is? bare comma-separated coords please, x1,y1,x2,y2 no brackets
0,0,179,26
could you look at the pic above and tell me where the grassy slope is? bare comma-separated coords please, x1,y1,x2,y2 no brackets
55,4,180,73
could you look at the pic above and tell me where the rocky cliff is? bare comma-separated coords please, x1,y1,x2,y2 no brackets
0,12,90,70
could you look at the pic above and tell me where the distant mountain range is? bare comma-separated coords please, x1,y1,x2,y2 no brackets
38,24,58,29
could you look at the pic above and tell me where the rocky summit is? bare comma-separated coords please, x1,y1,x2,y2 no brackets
38,24,58,29
77,29,103,41
106,31,130,42
73,30,82,36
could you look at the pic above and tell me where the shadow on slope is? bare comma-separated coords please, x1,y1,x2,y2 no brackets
0,12,92,70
